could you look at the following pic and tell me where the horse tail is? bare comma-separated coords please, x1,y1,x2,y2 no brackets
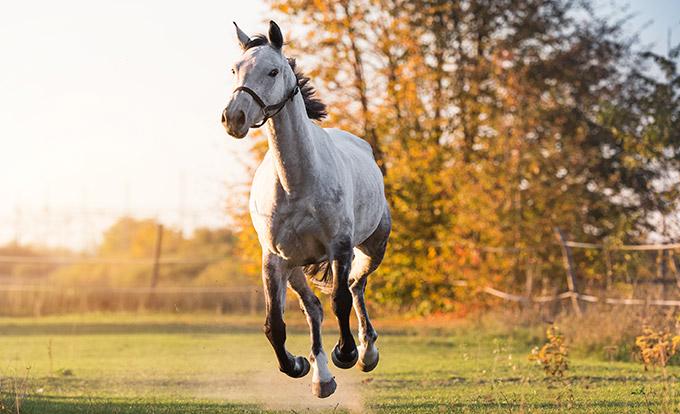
302,260,333,294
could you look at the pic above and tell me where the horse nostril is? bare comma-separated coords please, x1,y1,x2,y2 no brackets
224,108,247,133
235,110,246,128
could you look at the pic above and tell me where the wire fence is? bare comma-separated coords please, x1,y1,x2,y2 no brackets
0,223,678,315
444,228,680,314
0,284,263,317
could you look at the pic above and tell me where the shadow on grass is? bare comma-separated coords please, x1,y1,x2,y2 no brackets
368,399,658,413
13,395,663,414
9,375,247,393
374,373,677,389
0,322,277,336
16,395,288,414
0,320,421,337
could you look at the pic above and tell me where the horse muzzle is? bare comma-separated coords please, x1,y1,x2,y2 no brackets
221,106,249,138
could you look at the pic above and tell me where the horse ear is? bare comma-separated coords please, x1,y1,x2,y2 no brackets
233,22,250,50
268,20,283,50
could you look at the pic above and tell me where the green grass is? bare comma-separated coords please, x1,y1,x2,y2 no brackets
0,313,676,413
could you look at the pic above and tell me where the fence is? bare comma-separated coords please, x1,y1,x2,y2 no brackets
448,227,680,314
0,224,678,316
0,222,266,316
0,284,262,316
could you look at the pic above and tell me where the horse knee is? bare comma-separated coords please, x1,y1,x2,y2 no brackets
263,317,286,344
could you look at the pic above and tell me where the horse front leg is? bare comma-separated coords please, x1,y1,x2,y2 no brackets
288,269,336,398
330,237,358,369
262,253,310,378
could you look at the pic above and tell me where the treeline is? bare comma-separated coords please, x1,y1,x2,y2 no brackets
224,0,680,313
0,217,253,288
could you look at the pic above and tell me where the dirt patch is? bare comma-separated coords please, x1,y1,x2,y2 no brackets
192,363,367,413
245,367,365,412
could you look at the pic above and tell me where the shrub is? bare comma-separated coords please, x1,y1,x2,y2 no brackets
635,327,680,370
529,325,569,377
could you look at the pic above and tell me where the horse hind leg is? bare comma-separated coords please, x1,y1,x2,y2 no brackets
288,269,336,398
329,237,359,369
350,209,390,372
349,254,380,372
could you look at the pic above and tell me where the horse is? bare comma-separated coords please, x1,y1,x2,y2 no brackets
221,20,390,399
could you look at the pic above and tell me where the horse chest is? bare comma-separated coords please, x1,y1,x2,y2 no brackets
250,197,330,264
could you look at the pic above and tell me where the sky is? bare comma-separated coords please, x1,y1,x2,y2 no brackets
0,0,678,249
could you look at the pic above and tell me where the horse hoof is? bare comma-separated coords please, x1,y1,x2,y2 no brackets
358,350,379,372
290,356,310,378
312,377,337,398
331,344,358,369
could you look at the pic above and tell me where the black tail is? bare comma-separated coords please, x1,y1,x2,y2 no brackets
302,260,333,294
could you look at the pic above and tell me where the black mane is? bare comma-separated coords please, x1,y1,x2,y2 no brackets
287,58,327,121
243,36,327,121
243,34,269,51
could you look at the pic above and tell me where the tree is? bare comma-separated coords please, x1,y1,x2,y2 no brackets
256,0,680,313
50,218,247,287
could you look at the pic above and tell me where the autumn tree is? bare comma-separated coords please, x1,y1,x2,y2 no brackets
50,218,247,287
248,0,680,313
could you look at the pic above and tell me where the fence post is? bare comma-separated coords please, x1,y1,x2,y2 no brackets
150,224,164,289
604,250,613,290
658,250,668,300
670,250,680,288
554,227,583,316
523,257,534,312
146,224,164,308
525,261,534,298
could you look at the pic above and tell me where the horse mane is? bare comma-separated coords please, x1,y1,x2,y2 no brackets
243,34,269,50
243,35,327,121
286,58,327,121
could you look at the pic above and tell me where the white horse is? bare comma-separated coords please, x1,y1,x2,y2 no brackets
222,20,390,398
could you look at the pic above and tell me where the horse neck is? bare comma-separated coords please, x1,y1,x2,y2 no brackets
265,93,318,195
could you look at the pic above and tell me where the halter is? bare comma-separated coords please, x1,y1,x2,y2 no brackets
233,82,300,128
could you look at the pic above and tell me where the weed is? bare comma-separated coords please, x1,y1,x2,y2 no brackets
635,327,680,370
528,325,569,377
47,339,53,378
0,366,31,414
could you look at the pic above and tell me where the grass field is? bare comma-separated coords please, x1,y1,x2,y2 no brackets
0,312,676,413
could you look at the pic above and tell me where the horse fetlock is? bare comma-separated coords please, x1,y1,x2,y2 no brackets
310,350,335,397
357,343,379,372
367,329,378,344
284,355,310,378
310,351,333,382
312,377,337,398
294,355,311,378
331,342,358,369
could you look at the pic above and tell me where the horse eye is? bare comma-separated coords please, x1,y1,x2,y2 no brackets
268,69,279,77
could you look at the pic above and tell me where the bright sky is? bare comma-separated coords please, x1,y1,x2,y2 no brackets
0,0,678,249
